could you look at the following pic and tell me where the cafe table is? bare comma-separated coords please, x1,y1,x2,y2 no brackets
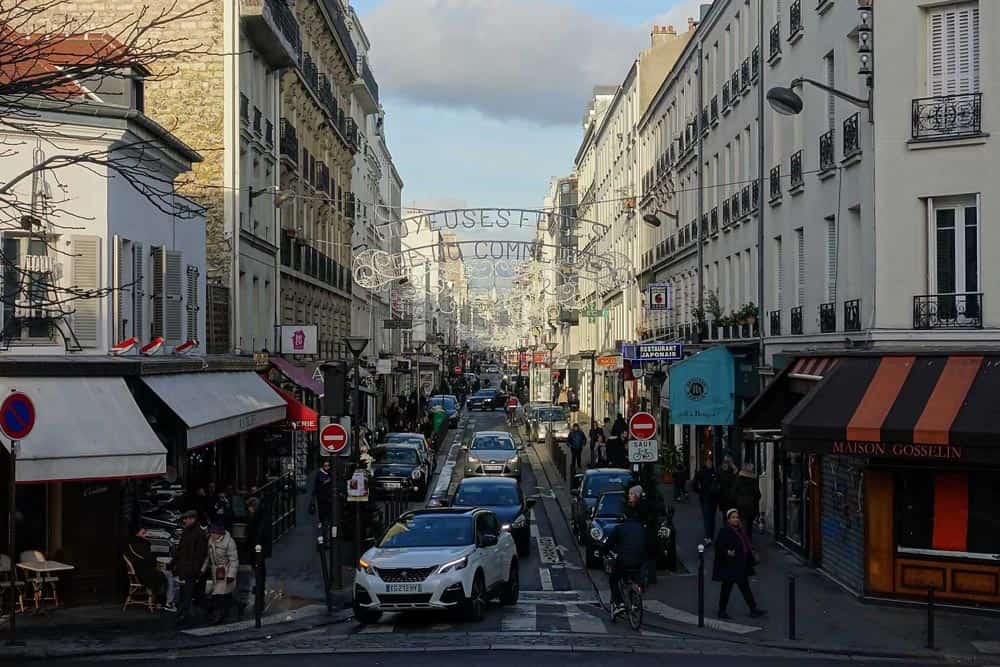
17,560,75,611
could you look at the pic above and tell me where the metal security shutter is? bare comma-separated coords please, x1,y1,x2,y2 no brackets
796,229,805,307
186,265,199,341
151,246,164,338
133,243,144,339
70,235,100,348
165,250,183,344
826,218,838,303
928,4,980,96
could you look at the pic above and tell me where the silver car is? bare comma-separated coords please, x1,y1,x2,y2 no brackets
463,431,523,480
532,407,569,443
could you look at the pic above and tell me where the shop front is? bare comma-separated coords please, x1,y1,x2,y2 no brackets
668,346,737,472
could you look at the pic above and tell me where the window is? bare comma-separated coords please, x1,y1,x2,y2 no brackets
928,196,978,296
825,216,837,303
927,3,980,96
825,52,835,131
895,470,1000,559
186,265,200,341
1,235,60,342
795,228,805,306
774,236,783,310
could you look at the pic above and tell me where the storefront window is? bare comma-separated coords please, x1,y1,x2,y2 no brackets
895,470,1000,559
783,452,805,547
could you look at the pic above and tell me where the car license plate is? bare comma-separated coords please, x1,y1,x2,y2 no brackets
485,465,503,473
385,583,421,593
384,482,402,489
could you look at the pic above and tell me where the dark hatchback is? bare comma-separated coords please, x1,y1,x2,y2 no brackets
570,468,634,542
466,389,499,411
448,476,534,557
583,491,627,568
426,395,460,427
371,446,427,499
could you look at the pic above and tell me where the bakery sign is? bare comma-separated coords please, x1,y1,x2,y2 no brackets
280,325,318,355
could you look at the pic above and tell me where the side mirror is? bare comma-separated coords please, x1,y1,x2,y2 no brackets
461,445,469,452
479,533,499,548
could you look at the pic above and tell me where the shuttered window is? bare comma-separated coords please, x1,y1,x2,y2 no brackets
151,246,164,338
826,217,838,303
133,243,144,339
186,265,200,341
165,250,183,344
825,52,836,130
795,229,805,307
115,236,130,342
927,3,980,96
774,236,783,311
71,235,100,348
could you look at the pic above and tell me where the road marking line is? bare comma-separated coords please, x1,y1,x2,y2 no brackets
644,599,760,634
500,603,537,632
539,568,553,591
566,608,607,634
529,508,539,538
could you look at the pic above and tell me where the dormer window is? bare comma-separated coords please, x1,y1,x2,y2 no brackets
133,76,145,112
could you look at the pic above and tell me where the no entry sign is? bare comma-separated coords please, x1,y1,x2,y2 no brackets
629,411,657,441
0,392,35,440
320,422,349,456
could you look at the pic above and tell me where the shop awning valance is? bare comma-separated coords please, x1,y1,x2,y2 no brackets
740,356,838,430
265,380,319,431
270,357,324,396
3,377,165,483
141,372,286,450
783,355,1000,460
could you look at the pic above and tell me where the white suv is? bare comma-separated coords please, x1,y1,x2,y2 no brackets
353,508,519,624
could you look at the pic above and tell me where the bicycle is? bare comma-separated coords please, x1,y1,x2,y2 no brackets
603,550,643,631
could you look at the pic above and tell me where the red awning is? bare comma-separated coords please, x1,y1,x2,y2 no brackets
265,379,318,431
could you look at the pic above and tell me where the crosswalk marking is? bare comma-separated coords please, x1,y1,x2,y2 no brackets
539,568,554,591
644,599,760,634
500,603,537,632
566,607,607,634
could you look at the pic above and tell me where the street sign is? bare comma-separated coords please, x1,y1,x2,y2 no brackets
647,283,672,311
628,411,657,440
0,392,35,440
622,342,684,362
319,422,349,456
628,439,658,463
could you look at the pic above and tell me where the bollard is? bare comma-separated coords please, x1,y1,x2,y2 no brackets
927,588,935,649
317,535,332,612
254,544,264,629
787,575,796,640
697,543,705,628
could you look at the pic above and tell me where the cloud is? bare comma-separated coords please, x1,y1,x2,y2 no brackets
363,0,648,126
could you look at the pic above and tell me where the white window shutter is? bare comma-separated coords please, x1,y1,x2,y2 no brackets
796,229,805,307
186,265,199,341
151,246,165,338
114,236,128,342
165,250,183,344
133,243,144,339
70,235,100,348
826,218,838,303
927,4,980,95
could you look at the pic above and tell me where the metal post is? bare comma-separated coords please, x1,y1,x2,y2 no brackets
330,461,341,590
254,544,264,628
590,355,596,425
926,588,935,649
317,535,332,612
757,0,767,365
697,543,705,628
6,440,19,646
787,575,796,640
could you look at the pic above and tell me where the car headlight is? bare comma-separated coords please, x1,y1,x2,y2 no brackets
411,469,423,479
436,556,468,574
358,558,375,575
467,455,479,463
512,514,526,529
589,525,604,542
507,456,519,465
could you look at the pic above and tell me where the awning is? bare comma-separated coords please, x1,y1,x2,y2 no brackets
141,372,286,449
265,380,319,431
3,377,165,483
740,356,838,430
270,357,324,395
782,355,1000,461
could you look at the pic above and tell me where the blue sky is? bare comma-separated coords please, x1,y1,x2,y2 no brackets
352,0,703,222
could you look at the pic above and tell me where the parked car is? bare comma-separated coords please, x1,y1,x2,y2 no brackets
530,406,570,442
463,431,522,480
353,508,519,623
467,388,500,411
584,490,627,568
426,395,460,427
570,468,634,543
384,432,434,459
370,445,428,499
448,477,534,556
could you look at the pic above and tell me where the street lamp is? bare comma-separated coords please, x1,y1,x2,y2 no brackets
530,343,538,403
642,209,679,227
545,341,557,403
414,340,427,423
342,335,368,563
580,350,596,427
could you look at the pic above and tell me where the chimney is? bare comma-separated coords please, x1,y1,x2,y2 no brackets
650,23,676,47
687,17,698,33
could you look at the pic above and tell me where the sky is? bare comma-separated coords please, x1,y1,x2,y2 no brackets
352,0,705,225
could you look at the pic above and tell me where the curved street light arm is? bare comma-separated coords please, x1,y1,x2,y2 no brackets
791,77,871,110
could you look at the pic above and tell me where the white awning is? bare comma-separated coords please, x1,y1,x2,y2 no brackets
141,372,286,450
2,377,165,483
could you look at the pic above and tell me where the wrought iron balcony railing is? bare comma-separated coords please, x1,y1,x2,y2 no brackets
819,129,836,172
731,71,740,100
769,165,782,201
741,58,751,92
769,310,781,336
789,0,803,38
790,150,804,189
752,181,760,210
843,112,861,158
751,46,760,81
769,23,781,60
710,95,719,123
730,193,740,219
741,185,751,214
913,292,983,329
279,118,298,162
820,302,836,333
722,199,731,226
790,306,803,335
722,82,731,110
911,93,983,141
844,298,861,332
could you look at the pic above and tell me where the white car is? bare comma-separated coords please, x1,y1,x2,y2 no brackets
354,508,519,624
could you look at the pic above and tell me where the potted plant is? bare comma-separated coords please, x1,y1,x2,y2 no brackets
737,302,759,325
658,440,682,484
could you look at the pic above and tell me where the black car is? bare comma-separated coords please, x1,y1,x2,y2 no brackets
448,476,534,557
584,491,627,568
570,468,634,542
467,389,499,411
370,446,427,499
426,395,460,427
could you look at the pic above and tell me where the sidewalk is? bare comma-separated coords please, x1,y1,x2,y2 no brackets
531,430,1000,661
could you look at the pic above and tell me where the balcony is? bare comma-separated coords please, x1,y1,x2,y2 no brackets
789,0,803,40
722,199,731,226
710,206,719,234
240,0,301,67
730,71,740,104
265,119,274,147
790,306,803,335
342,116,359,152
769,23,781,61
353,56,380,114
819,130,836,172
302,51,320,96
911,93,983,142
240,93,249,124
722,82,731,110
252,106,262,137
701,107,709,135
279,118,298,164
730,193,740,220
790,150,804,190
741,185,751,214
844,299,861,332
819,302,836,333
751,46,760,82
321,0,358,71
752,181,760,210
741,58,751,92
769,310,781,336
769,165,782,202
913,293,983,329
843,113,861,159
710,95,719,124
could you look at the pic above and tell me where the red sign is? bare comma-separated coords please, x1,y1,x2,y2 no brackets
454,366,462,375
629,412,657,440
0,392,35,440
320,422,349,455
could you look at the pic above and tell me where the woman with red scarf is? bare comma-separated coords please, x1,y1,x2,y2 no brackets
712,508,767,620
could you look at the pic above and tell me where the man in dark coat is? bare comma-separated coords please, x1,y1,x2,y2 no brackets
732,463,762,541
718,455,738,514
713,509,766,619
693,459,721,544
588,420,602,463
311,460,333,525
608,414,628,467
567,423,586,470
172,510,209,624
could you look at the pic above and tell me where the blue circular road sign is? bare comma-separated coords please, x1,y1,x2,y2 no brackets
0,392,35,440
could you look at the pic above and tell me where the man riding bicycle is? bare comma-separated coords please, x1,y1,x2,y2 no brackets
505,395,520,426
605,485,649,615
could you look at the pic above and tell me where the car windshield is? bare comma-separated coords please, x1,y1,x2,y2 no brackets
471,436,514,451
584,473,632,498
537,408,567,422
375,448,419,465
378,515,474,548
454,484,520,507
474,390,495,397
428,397,456,410
386,434,423,445
596,493,626,517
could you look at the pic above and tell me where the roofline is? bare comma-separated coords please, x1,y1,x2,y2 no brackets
574,59,638,166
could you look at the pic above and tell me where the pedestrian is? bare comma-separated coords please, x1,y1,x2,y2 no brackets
126,524,173,609
567,423,586,470
588,420,602,463
593,431,609,467
172,509,208,625
673,459,689,502
204,519,239,625
733,463,762,540
212,487,235,531
246,497,272,580
713,509,766,620
310,460,333,525
718,455,738,514
568,389,580,424
693,458,722,544
609,413,628,467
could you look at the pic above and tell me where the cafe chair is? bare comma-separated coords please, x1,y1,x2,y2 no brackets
122,555,157,613
0,555,25,614
19,550,59,608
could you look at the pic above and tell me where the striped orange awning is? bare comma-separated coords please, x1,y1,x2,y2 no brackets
740,356,837,430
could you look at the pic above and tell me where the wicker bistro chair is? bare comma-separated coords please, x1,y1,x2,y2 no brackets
122,555,158,612
18,550,59,608
0,554,26,614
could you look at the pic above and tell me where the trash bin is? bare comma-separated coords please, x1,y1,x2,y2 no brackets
431,407,446,433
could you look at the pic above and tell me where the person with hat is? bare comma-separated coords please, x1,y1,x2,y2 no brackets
204,519,239,625
712,509,766,620
172,509,208,625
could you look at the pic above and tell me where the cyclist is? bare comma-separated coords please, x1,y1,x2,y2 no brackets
606,485,649,616
505,394,520,427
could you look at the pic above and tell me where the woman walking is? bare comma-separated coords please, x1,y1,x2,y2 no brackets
204,520,240,624
712,509,766,620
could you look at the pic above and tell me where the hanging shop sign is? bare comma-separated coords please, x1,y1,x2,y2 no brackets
668,346,735,425
280,325,318,355
647,283,672,311
622,342,684,362
596,354,622,370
